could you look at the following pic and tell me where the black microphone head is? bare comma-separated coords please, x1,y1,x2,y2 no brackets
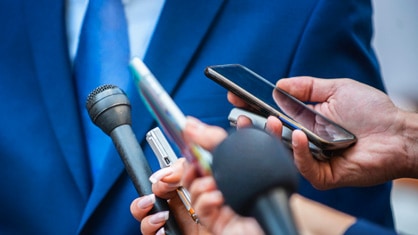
86,84,131,135
212,127,298,216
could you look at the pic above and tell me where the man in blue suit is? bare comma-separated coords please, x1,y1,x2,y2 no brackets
0,0,393,234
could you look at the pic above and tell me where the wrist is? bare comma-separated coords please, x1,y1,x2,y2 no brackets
290,194,355,235
398,110,418,178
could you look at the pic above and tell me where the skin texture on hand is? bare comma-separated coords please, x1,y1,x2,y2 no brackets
290,194,355,235
182,116,266,235
230,76,417,189
129,116,266,235
278,77,410,188
130,158,211,235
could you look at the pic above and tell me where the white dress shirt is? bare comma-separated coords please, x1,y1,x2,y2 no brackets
66,0,165,63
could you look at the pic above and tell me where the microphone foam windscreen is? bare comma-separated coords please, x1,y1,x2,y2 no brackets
86,84,131,135
212,127,298,216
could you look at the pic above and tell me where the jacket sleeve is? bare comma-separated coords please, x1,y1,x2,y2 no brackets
344,219,398,235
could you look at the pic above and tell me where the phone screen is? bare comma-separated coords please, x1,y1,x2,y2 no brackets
205,64,356,150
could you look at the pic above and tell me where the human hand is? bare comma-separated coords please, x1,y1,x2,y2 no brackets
128,114,267,235
181,117,265,235
276,76,409,188
129,115,266,235
130,158,209,235
131,114,360,235
182,117,355,235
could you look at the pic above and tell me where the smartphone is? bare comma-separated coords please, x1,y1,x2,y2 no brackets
228,107,327,160
205,64,356,156
130,57,212,176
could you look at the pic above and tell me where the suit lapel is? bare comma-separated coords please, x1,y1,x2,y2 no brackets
144,0,225,96
131,0,226,149
24,0,92,201
132,0,226,148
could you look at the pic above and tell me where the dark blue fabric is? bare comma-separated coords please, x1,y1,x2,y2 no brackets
0,0,393,234
345,219,398,235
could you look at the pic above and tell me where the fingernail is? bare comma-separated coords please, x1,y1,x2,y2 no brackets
149,211,169,225
166,182,180,189
149,167,174,184
264,122,272,132
156,227,165,235
292,132,299,148
137,194,155,209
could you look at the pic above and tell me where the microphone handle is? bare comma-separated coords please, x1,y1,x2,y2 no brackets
251,188,299,235
110,125,182,235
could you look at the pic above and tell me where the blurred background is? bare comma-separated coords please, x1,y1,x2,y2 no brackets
372,0,418,234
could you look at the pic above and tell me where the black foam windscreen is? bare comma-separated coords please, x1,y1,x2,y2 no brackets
86,84,131,135
212,127,298,215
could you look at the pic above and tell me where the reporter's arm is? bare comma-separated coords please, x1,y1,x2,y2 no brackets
344,219,397,235
290,194,355,235
291,194,399,235
399,110,418,178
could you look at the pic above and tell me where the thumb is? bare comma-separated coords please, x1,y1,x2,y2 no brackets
277,76,336,103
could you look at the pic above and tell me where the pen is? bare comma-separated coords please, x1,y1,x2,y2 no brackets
146,127,199,223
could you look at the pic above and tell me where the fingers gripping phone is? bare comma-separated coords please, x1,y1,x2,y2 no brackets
130,57,213,176
228,107,325,160
205,64,356,160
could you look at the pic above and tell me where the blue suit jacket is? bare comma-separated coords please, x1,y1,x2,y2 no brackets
0,0,393,234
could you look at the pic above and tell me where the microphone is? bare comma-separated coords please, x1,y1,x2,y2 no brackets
212,127,299,235
86,84,181,235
